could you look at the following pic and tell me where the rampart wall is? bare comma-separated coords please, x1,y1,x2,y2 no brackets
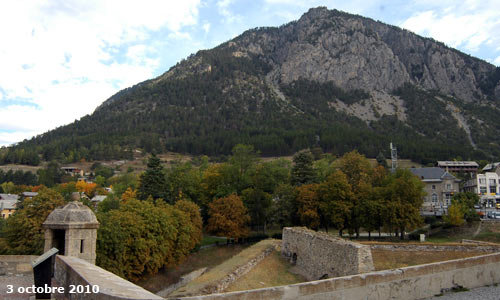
281,227,374,280
174,252,500,300
368,243,500,253
0,255,35,275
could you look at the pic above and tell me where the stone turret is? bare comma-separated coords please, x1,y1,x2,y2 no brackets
42,201,99,264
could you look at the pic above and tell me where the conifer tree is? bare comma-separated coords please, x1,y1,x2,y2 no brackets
137,154,167,202
291,149,315,186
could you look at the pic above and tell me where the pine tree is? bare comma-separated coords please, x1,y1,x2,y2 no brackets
137,155,168,201
291,149,315,186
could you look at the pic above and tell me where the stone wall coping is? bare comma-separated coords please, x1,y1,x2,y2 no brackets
55,255,162,300
283,227,364,248
0,255,37,263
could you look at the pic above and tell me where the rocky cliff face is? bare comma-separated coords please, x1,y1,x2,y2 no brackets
153,7,497,105
15,7,500,163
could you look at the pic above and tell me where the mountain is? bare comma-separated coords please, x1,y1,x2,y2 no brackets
5,7,500,165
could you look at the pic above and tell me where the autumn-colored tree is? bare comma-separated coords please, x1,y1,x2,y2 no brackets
31,184,46,192
76,180,97,198
443,203,465,226
121,187,137,201
317,170,352,235
295,184,321,230
206,194,250,240
174,199,203,247
96,198,200,282
3,187,66,254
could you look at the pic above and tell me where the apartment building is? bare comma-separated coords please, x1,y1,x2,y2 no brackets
463,172,500,207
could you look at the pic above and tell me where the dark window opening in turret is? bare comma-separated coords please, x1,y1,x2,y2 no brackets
80,240,84,253
292,253,297,265
53,230,65,254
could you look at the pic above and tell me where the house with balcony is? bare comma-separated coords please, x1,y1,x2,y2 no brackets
409,167,460,216
463,172,500,207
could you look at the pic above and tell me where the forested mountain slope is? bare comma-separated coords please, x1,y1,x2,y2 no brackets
5,7,500,165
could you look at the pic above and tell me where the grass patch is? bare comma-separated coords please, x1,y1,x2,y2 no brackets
200,235,228,247
452,287,470,293
171,239,279,297
226,250,306,292
137,243,249,293
371,250,485,271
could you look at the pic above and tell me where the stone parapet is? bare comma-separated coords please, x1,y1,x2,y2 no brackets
173,252,500,300
54,255,162,300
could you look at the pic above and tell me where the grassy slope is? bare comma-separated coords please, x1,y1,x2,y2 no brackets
170,239,279,297
226,249,306,292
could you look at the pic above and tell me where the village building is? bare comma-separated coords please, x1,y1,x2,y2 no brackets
410,167,460,216
463,172,500,208
437,161,479,174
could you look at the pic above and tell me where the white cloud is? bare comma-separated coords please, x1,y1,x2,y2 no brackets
0,0,201,146
401,3,500,52
217,0,242,24
203,23,211,34
494,56,500,66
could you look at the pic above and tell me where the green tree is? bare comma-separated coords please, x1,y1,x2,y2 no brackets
37,161,63,187
228,144,259,194
334,150,373,237
450,192,480,223
384,169,425,239
242,188,272,233
271,184,297,228
3,187,66,254
137,154,167,201
174,199,203,248
291,149,315,186
376,151,388,168
317,170,353,235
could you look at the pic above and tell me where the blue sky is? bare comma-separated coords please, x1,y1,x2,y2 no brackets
0,0,499,146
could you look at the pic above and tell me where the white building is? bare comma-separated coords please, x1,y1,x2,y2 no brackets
463,172,500,207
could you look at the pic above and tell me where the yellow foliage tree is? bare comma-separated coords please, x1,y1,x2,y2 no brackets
121,187,137,201
296,184,321,230
76,180,97,198
444,203,465,226
206,194,250,240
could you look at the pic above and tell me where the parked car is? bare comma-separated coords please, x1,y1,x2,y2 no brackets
493,212,500,219
487,211,494,219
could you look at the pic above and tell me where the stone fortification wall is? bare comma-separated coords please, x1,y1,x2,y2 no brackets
368,243,500,253
0,255,36,275
281,227,374,280
54,255,162,300
174,252,500,300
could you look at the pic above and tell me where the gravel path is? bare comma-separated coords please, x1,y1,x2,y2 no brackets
426,285,500,300
0,274,34,300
